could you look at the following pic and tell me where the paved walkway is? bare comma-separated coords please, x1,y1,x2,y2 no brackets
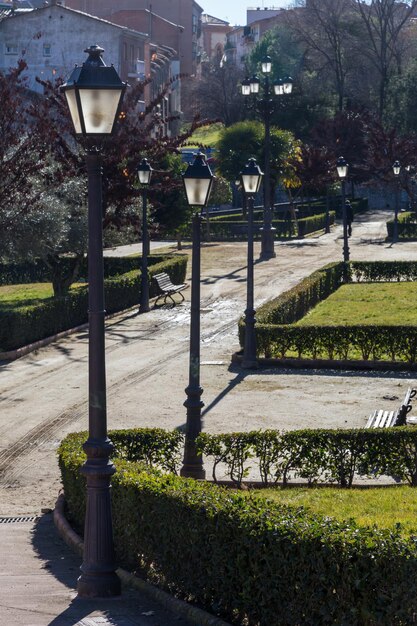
1,210,417,624
0,513,215,626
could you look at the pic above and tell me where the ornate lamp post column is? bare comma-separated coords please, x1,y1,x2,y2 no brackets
242,57,292,261
61,45,126,598
393,160,401,244
180,153,214,480
240,158,263,369
336,156,350,264
137,158,153,313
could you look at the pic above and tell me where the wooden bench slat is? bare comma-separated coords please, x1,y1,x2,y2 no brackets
385,411,398,428
366,387,417,429
153,272,187,306
373,409,385,428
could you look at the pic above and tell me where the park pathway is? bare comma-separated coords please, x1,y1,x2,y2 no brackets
1,209,416,516
1,208,417,624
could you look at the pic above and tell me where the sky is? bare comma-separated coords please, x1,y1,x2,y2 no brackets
198,0,291,26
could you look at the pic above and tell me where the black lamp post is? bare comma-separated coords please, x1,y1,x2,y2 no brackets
393,160,401,244
137,158,153,313
242,56,292,261
240,158,263,369
180,153,214,479
336,156,350,265
61,45,126,598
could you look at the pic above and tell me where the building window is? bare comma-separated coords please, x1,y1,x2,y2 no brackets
43,44,51,56
130,44,134,61
192,14,198,33
123,42,127,61
5,44,18,55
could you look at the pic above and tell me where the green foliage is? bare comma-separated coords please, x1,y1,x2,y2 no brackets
204,212,334,241
184,122,224,148
59,427,417,626
0,255,186,352
216,120,264,182
110,428,184,475
245,261,417,362
206,175,232,207
387,212,417,240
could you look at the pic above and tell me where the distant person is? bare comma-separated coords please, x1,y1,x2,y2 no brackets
345,200,354,237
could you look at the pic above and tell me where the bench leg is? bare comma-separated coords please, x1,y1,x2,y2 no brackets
164,293,176,306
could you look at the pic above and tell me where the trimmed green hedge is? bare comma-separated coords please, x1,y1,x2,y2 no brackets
242,261,417,362
59,428,417,626
207,212,335,241
196,428,417,487
0,255,187,352
0,254,171,286
386,212,417,240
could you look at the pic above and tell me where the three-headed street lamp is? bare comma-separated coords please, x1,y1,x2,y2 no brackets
180,153,214,479
392,160,401,244
336,156,350,265
61,44,127,598
137,158,153,313
240,158,264,369
242,56,293,261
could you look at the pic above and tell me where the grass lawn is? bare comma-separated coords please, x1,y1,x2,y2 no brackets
252,486,417,537
0,282,86,312
296,282,417,326
185,122,224,149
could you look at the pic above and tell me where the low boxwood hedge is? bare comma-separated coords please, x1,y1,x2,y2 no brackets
387,212,417,240
59,427,417,626
196,428,417,487
0,255,187,352
0,254,172,286
207,213,335,241
241,261,417,363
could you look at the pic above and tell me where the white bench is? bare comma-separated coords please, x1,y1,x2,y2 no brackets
366,388,416,428
153,272,188,306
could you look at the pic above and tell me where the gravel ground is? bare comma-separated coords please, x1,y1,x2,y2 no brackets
1,210,416,515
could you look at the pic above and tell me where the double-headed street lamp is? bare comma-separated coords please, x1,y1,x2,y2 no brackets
242,56,292,261
180,153,214,480
240,158,263,369
336,156,350,265
61,45,126,598
393,160,401,244
137,158,153,313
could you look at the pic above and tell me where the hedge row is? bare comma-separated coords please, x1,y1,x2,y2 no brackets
0,254,170,286
0,255,187,352
387,212,417,240
242,261,417,362
59,428,417,626
196,428,417,487
207,213,335,241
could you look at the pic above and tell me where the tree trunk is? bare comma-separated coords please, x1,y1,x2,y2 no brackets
47,253,84,298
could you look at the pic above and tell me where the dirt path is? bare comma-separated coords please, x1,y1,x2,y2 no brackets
1,211,416,515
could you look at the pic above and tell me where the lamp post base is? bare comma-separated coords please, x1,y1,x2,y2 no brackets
77,572,121,598
242,358,258,369
260,226,276,260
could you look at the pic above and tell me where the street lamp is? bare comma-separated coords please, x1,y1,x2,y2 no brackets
137,158,153,313
180,153,214,479
240,158,263,369
61,44,126,598
336,156,350,265
242,56,293,260
392,160,401,244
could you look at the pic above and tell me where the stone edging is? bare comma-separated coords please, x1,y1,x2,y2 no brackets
53,493,231,626
232,351,417,372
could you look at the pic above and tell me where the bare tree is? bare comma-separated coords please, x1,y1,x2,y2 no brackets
192,53,246,126
285,0,360,111
353,0,417,117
